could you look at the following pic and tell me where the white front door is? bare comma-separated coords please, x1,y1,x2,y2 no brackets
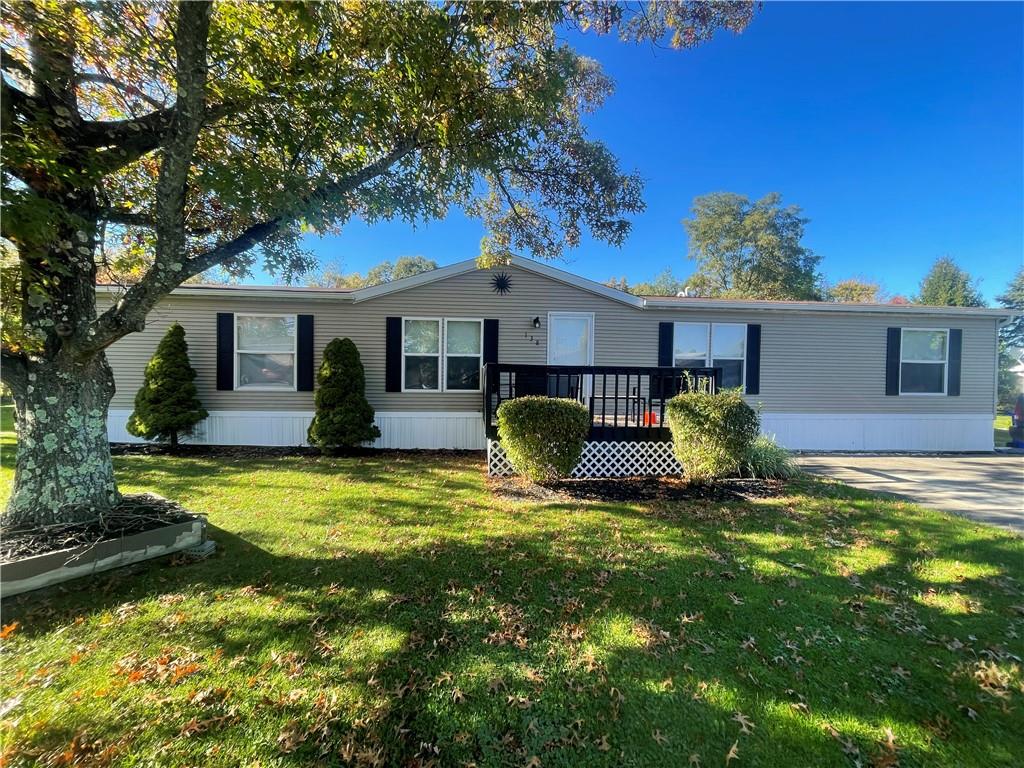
547,312,594,399
547,312,594,366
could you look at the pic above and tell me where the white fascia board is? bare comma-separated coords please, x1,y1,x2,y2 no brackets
350,259,480,302
643,297,1018,318
349,255,645,307
95,284,354,301
507,255,645,308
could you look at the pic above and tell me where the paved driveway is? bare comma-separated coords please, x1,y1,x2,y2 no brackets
797,454,1024,533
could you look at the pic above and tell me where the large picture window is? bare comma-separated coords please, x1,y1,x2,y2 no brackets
673,322,746,389
900,329,947,394
236,314,297,390
402,318,482,392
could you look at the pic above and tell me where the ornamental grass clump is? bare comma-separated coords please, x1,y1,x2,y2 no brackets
665,388,759,483
496,397,590,484
741,435,799,479
307,338,381,454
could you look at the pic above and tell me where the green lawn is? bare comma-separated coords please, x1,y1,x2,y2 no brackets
0,434,1021,766
994,414,1012,447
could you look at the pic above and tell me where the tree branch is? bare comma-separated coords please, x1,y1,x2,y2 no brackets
0,348,28,397
98,208,215,236
75,72,167,109
84,137,419,354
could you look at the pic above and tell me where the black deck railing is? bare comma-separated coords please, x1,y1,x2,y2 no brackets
483,364,720,442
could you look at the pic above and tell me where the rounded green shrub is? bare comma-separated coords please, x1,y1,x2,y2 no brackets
126,323,207,448
741,435,799,479
307,337,381,453
665,389,759,483
496,396,590,483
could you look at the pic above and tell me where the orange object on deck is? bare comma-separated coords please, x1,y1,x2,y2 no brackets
643,410,659,426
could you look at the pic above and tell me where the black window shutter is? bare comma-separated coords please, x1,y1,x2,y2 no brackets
297,315,315,391
947,328,962,396
658,322,674,366
483,319,499,365
745,324,762,395
216,313,234,390
885,327,901,396
385,317,402,392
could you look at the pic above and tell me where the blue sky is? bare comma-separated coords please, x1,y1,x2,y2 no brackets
275,1,1023,302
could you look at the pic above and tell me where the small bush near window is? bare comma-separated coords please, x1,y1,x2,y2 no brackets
741,435,799,479
307,338,381,453
665,389,759,483
497,396,590,483
127,323,207,449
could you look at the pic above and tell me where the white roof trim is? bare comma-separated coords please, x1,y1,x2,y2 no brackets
348,255,645,307
643,296,1015,317
95,284,353,301
96,263,1017,319
349,259,479,302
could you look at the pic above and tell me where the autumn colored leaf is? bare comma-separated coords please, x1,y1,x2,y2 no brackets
725,740,740,763
0,622,19,640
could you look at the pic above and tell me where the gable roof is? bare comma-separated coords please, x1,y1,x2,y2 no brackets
97,257,1017,318
349,255,645,307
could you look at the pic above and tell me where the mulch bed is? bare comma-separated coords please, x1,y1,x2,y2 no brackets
489,475,784,503
1,494,199,563
109,443,482,460
110,443,323,458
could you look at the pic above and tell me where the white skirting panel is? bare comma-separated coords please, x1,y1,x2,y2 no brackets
760,412,994,452
107,409,486,450
370,412,486,450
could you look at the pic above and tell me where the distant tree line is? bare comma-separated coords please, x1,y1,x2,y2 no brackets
603,191,998,310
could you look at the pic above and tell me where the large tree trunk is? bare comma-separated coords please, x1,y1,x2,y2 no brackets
2,172,125,527
5,351,120,528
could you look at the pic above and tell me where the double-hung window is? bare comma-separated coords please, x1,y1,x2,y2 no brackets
673,322,747,389
403,318,442,390
900,329,948,394
402,318,483,392
444,319,483,391
236,314,297,390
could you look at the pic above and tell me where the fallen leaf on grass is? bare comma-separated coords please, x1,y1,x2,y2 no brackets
652,729,668,745
725,740,740,763
0,622,19,640
732,712,755,734
277,719,307,753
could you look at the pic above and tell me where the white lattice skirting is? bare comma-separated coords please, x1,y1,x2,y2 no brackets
487,439,683,478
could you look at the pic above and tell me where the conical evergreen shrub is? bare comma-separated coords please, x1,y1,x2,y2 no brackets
126,323,208,448
307,337,380,453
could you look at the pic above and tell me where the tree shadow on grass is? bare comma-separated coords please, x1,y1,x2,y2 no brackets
4,491,1022,767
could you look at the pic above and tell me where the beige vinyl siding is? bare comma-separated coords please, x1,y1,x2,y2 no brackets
100,264,998,415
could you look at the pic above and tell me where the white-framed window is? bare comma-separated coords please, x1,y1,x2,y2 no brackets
444,318,483,391
673,322,747,390
403,317,442,391
402,317,483,392
235,314,297,390
900,328,948,395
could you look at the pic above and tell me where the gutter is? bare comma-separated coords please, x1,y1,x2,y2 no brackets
642,297,1017,318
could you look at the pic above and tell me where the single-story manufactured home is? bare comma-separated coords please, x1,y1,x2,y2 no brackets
99,256,1014,469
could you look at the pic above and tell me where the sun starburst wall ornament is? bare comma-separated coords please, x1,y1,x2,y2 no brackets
490,272,512,295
